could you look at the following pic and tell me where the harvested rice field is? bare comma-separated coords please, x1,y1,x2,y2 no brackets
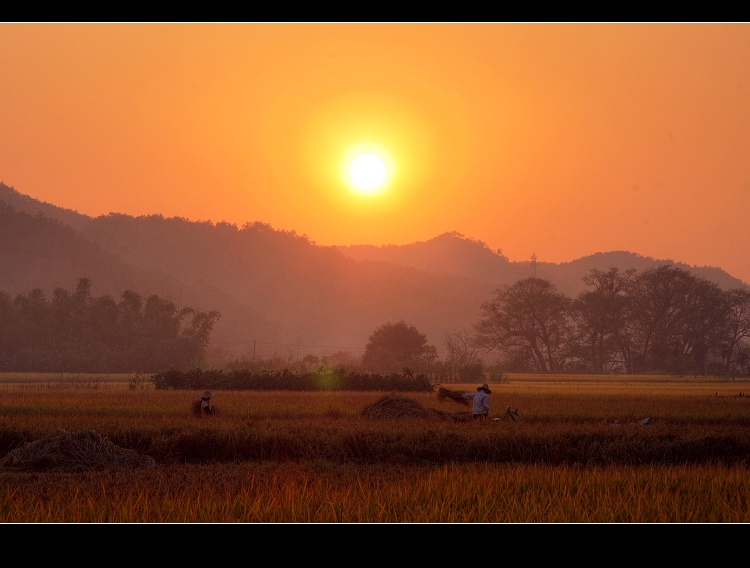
1,374,749,523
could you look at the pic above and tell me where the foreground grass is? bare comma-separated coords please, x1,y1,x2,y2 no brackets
2,461,748,522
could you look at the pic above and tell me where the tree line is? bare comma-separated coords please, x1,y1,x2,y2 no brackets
3,265,749,378
472,265,750,376
0,278,220,372
224,264,750,380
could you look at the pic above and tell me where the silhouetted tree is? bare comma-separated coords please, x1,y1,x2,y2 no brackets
0,291,15,368
118,289,144,353
570,267,636,373
361,320,437,373
321,350,361,371
628,265,728,374
178,308,221,368
720,288,750,374
0,279,221,372
473,277,573,372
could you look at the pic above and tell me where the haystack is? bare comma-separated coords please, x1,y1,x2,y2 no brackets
361,394,433,419
361,393,471,422
0,429,156,472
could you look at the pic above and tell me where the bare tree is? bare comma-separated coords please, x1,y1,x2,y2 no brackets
444,328,483,381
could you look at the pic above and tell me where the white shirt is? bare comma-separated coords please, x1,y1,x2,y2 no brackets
463,390,489,415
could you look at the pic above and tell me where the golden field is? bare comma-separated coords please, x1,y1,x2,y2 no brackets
1,373,749,523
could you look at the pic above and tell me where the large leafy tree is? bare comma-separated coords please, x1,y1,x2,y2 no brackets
628,265,729,374
473,277,573,372
720,288,750,373
361,320,437,373
570,267,636,373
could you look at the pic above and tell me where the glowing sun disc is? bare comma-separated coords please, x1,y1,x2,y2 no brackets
349,153,386,191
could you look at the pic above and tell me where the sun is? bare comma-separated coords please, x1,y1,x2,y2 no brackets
342,144,394,195
349,153,386,191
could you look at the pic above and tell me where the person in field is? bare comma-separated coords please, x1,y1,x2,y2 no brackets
463,383,491,420
200,390,213,417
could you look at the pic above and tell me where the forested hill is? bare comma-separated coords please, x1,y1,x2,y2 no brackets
71,212,489,357
0,200,136,295
0,199,282,355
0,183,90,231
1,181,747,365
0,185,489,358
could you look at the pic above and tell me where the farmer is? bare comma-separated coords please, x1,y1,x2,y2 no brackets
200,390,213,417
462,383,491,420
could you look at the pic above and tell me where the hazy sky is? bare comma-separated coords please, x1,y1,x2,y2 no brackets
2,23,750,283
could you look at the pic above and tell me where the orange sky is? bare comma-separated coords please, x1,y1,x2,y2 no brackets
2,23,750,284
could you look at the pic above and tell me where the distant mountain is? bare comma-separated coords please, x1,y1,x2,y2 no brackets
0,200,135,296
0,183,488,359
336,233,747,296
0,183,90,231
1,181,746,364
71,213,490,355
335,231,530,284
550,251,747,296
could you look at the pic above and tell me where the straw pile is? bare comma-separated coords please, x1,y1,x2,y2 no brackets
0,429,156,472
361,393,472,422
361,394,434,419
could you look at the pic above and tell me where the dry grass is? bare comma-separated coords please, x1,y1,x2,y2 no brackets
2,462,749,522
0,429,155,472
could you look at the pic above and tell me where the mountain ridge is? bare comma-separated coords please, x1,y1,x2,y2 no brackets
1,181,746,363
335,232,747,296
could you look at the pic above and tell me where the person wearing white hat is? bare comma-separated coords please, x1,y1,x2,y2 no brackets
462,383,492,420
200,390,213,417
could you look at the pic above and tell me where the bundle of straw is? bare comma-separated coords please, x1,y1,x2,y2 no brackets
0,429,155,472
437,386,470,407
361,394,433,419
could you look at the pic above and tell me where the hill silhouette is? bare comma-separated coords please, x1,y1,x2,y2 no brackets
336,233,747,297
0,181,746,364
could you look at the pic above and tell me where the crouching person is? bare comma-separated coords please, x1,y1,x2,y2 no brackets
200,390,213,417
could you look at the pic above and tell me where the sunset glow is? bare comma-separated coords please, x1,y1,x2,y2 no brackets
1,23,750,283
